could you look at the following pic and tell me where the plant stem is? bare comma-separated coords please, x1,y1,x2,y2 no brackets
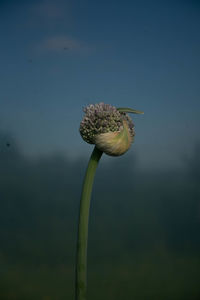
75,146,103,300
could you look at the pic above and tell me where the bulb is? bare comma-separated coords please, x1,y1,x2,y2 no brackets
79,102,135,156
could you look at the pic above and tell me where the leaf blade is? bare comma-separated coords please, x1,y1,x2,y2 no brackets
117,107,144,114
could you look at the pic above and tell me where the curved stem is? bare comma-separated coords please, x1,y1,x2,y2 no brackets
75,146,103,300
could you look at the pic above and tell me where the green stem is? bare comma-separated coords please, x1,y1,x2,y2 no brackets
75,146,103,300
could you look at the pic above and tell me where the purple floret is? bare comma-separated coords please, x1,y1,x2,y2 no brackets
79,102,135,144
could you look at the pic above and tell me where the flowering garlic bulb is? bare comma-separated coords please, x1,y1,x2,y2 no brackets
76,102,143,300
79,102,136,156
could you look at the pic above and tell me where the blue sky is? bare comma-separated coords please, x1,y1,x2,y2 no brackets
0,0,200,170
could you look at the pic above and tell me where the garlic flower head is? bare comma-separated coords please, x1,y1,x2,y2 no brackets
79,102,136,156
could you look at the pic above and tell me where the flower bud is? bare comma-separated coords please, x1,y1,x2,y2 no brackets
79,102,135,156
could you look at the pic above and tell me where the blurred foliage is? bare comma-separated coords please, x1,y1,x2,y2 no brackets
0,132,200,299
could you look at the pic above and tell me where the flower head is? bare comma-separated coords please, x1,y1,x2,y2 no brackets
80,102,140,156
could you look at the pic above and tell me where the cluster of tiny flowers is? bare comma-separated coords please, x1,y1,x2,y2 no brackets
79,102,135,144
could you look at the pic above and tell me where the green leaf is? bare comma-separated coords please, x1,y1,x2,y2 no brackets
117,107,144,114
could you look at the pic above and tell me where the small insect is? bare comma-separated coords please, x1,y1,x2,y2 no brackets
6,143,10,147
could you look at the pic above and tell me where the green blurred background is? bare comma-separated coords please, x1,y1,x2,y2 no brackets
0,132,200,299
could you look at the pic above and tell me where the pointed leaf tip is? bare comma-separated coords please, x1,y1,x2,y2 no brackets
117,107,144,114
